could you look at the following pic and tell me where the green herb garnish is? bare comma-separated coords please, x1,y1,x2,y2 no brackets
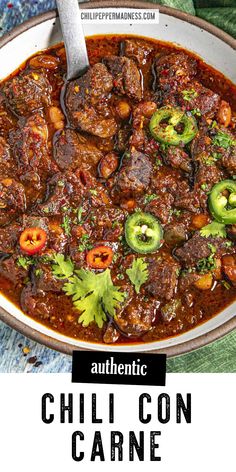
200,221,226,238
126,258,149,294
144,194,158,204
212,131,236,149
63,268,125,328
182,88,198,102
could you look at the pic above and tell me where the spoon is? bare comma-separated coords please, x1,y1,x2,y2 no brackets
56,0,89,80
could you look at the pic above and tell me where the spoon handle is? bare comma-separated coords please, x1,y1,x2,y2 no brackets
56,0,89,80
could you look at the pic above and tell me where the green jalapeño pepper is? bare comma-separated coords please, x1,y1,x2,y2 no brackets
209,180,236,224
125,212,163,254
149,106,198,146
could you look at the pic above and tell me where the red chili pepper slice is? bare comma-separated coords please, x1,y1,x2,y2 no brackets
86,246,113,269
19,227,47,255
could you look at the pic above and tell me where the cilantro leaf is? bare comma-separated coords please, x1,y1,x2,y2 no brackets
17,256,36,270
126,258,149,294
52,254,74,280
63,269,125,328
200,221,226,238
212,131,236,149
182,88,198,102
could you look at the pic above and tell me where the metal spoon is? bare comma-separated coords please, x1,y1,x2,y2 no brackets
56,0,89,80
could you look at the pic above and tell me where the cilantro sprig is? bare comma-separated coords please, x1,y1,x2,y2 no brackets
200,221,226,238
212,131,236,149
126,258,149,294
51,254,125,328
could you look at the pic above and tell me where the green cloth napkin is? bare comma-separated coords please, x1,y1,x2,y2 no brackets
148,0,236,37
144,0,236,372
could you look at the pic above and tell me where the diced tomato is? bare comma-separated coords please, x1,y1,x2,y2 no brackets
19,227,47,255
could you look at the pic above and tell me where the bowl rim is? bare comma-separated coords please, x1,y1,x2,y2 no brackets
0,0,235,357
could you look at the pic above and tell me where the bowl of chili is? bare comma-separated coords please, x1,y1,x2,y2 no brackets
0,1,236,356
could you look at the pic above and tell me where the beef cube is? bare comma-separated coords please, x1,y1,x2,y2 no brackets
71,107,117,138
146,255,180,300
164,146,192,173
0,137,16,178
115,297,157,336
174,180,201,213
222,148,236,175
53,129,103,171
22,215,49,232
9,113,50,188
65,63,117,137
175,232,233,268
155,52,197,92
0,256,27,285
33,264,64,293
104,55,142,101
195,162,222,189
123,39,153,65
0,223,21,253
113,150,152,197
0,178,26,226
3,71,51,116
177,82,220,117
145,192,174,224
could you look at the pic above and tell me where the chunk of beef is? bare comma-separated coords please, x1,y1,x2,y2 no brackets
221,147,236,175
164,146,192,173
194,162,222,189
174,181,203,213
145,192,174,224
115,297,157,336
123,39,153,65
53,129,103,171
0,255,27,285
104,55,142,101
37,167,111,216
71,107,117,138
191,126,235,172
32,264,64,293
65,63,117,138
20,283,67,323
9,113,50,197
86,207,125,242
175,232,234,268
176,82,220,117
22,215,49,232
155,52,197,93
0,178,26,225
0,137,16,178
0,223,21,253
146,255,180,300
222,255,236,286
113,150,152,197
3,71,51,116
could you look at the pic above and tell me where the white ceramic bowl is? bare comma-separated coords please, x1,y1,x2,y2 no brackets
0,1,235,355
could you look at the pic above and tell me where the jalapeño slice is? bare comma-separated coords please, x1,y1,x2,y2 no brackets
125,212,163,254
149,106,198,146
209,179,236,224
